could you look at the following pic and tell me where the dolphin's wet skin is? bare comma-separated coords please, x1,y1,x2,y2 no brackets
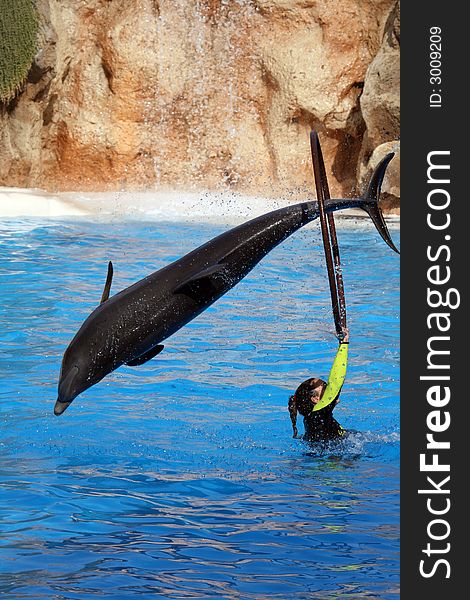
55,154,398,415
1,216,399,598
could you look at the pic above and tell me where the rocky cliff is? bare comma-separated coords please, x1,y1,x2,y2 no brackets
0,0,400,208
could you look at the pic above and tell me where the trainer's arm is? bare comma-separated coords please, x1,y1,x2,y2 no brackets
312,332,349,412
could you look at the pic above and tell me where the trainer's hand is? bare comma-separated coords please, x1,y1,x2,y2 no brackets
339,326,349,343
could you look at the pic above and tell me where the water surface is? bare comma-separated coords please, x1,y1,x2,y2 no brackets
1,218,399,599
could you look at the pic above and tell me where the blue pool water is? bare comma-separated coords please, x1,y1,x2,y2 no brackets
1,217,399,599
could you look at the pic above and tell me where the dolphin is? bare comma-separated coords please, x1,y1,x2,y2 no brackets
54,153,398,415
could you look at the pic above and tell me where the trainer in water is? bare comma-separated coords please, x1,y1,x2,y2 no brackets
288,129,352,443
288,326,349,442
54,154,397,416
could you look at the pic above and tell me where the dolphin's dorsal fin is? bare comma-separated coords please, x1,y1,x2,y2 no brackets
126,344,164,366
173,264,228,299
100,261,114,304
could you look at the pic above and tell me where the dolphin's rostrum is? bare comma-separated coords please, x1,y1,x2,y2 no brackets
55,154,398,415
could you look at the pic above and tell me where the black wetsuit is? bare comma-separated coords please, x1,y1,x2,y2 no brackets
303,342,348,442
303,409,345,442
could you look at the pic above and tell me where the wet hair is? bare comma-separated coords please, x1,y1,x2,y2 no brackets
288,377,326,438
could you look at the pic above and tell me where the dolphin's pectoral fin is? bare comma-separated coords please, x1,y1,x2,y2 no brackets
126,344,165,366
173,264,228,300
100,261,114,304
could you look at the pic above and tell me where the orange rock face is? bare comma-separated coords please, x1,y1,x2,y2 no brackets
0,0,399,205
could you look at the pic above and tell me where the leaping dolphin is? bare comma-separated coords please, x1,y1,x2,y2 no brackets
54,154,398,415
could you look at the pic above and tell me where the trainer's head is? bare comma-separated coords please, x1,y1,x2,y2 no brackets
288,377,339,437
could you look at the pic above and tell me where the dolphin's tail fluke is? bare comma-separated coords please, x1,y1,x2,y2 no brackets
360,153,399,253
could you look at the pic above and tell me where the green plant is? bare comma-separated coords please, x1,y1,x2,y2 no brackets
0,0,40,102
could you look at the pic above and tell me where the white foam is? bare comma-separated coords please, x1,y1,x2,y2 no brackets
0,187,90,217
0,186,400,228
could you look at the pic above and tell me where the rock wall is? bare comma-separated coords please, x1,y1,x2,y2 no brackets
0,0,400,206
358,0,400,211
